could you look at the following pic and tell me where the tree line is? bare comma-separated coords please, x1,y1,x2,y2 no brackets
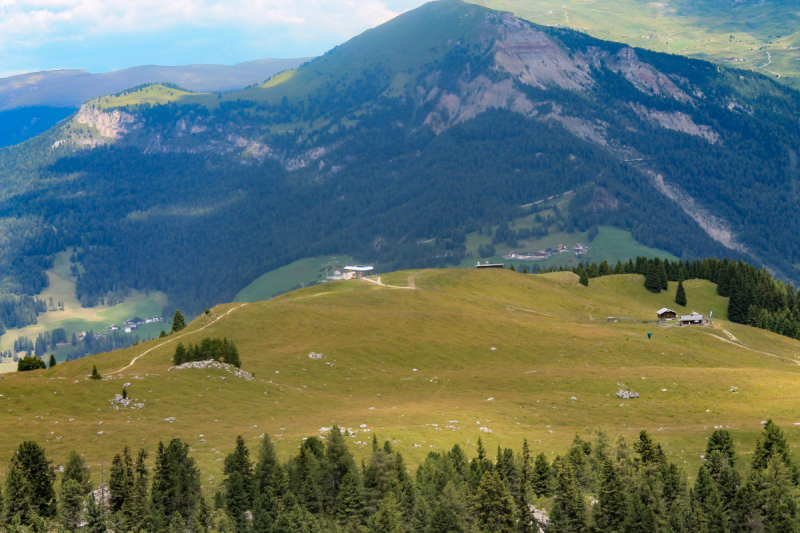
2,420,797,532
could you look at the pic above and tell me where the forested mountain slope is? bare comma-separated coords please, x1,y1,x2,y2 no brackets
1,0,800,317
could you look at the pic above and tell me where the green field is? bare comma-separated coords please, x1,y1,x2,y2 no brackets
3,268,799,490
89,84,211,109
235,256,355,303
470,0,800,88
0,251,168,372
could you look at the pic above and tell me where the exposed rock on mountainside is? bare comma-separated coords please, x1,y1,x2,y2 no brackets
75,105,135,138
631,104,719,144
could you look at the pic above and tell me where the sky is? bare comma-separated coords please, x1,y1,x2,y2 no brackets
0,0,430,78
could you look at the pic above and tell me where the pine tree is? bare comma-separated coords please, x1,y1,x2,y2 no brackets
171,310,186,333
90,365,101,380
531,453,553,498
370,493,403,533
48,354,56,368
474,470,517,533
59,478,85,531
122,449,149,532
658,258,669,291
753,419,791,470
579,270,589,287
549,460,587,533
644,262,662,293
254,433,278,495
173,343,187,365
63,449,92,494
84,493,106,533
676,280,687,307
4,440,57,523
326,425,356,501
595,460,626,533
337,470,363,523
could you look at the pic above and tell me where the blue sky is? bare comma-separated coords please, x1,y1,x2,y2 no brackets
0,0,429,78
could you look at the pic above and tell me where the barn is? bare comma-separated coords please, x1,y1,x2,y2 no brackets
657,308,678,320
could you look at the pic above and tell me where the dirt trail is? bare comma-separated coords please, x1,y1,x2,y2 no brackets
108,303,248,375
702,331,799,364
361,275,418,290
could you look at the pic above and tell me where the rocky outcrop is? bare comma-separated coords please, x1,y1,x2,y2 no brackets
632,104,719,144
493,13,592,91
608,48,693,102
75,104,135,138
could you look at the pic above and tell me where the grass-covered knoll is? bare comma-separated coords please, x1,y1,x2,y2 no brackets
471,0,800,88
2,269,799,489
88,84,210,109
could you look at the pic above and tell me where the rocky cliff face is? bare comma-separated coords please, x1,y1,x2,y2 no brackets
75,105,135,138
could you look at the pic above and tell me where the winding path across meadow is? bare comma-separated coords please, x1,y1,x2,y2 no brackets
108,303,248,375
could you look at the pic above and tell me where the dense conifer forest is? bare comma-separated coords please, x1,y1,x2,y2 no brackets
2,420,797,532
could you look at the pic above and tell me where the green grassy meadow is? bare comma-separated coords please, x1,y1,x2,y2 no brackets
90,84,211,109
235,256,354,303
2,269,800,491
470,0,800,88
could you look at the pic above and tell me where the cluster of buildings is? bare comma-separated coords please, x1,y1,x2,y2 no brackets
504,243,590,261
321,265,374,282
657,308,708,326
108,317,164,333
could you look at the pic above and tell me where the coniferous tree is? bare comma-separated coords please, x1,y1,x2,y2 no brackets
676,280,687,307
644,262,662,293
173,343,187,365
48,354,56,368
579,270,589,287
122,449,149,532
60,478,85,531
150,439,205,526
90,365,101,380
658,258,669,291
549,460,587,533
370,493,403,533
595,460,626,533
753,419,791,470
84,492,106,533
171,310,186,333
337,470,363,523
63,449,92,494
109,446,134,512
532,452,553,498
4,440,57,523
474,470,517,533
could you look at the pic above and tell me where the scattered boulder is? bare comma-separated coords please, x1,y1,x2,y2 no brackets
308,352,324,360
169,359,254,381
616,389,640,399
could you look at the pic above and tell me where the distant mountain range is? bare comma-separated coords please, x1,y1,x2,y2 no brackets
0,58,309,110
1,0,799,321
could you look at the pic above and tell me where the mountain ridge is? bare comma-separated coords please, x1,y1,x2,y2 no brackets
1,0,799,318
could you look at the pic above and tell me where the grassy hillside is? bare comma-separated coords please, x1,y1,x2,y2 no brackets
2,269,799,489
89,84,210,109
235,256,354,303
470,0,800,88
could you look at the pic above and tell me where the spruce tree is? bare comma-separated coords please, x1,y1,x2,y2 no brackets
84,492,106,533
60,478,85,531
326,425,356,503
579,270,589,287
337,470,363,523
63,449,92,494
122,449,149,532
644,262,662,293
676,280,687,307
171,310,186,333
474,470,517,533
48,354,56,368
595,460,626,532
370,493,403,533
658,259,669,291
753,419,791,470
173,343,187,365
4,440,57,523
531,453,553,498
549,460,587,533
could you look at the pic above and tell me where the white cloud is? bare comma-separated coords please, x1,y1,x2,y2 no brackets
0,0,413,50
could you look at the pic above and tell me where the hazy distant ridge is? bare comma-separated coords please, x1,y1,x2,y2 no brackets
0,58,309,110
